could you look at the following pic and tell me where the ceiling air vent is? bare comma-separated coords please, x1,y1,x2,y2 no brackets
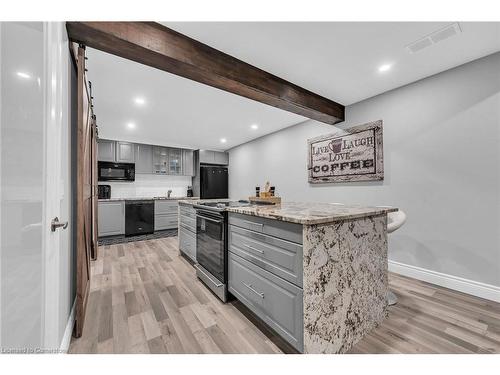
406,23,462,54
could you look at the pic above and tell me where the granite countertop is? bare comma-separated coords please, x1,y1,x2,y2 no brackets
178,198,231,206
99,196,199,202
225,202,398,225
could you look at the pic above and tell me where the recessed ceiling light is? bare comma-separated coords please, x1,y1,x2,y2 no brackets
220,138,227,143
378,64,392,73
134,97,146,106
16,71,31,79
127,122,136,129
251,124,259,130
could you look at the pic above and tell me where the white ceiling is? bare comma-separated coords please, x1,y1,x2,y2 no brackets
87,22,500,151
86,48,305,151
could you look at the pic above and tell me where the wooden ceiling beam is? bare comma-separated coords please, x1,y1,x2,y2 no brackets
66,22,345,125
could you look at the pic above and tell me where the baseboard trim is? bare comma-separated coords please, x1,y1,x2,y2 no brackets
388,260,500,303
59,299,76,353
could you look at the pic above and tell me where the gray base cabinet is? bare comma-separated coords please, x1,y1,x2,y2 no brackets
228,252,303,351
98,201,125,237
179,205,197,262
228,212,304,352
154,200,178,230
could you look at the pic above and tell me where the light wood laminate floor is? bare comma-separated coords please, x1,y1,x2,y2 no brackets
69,237,500,354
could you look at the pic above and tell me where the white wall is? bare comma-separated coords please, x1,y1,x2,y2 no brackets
104,174,192,199
229,52,500,293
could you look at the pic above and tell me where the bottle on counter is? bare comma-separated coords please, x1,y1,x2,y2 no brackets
255,186,260,197
270,186,275,196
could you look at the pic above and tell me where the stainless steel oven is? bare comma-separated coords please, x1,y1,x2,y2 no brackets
193,200,275,302
195,208,228,301
98,161,135,182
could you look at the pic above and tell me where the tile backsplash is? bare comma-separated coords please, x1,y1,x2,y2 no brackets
102,174,192,199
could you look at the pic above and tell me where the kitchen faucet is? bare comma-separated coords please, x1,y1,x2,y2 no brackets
167,189,172,198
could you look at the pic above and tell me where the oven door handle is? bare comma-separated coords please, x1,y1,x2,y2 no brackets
197,215,223,224
194,264,223,287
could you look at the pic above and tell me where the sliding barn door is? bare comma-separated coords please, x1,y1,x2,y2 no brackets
91,113,98,260
74,45,93,337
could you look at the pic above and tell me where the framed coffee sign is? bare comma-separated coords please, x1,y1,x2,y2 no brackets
307,120,384,183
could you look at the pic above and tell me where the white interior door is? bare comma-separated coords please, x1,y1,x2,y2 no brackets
42,22,73,352
0,22,73,352
1,21,46,352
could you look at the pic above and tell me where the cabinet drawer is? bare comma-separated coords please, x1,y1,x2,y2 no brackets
155,200,178,214
228,253,303,352
228,213,302,245
154,213,178,230
179,205,196,219
179,226,196,261
180,215,196,232
229,225,303,287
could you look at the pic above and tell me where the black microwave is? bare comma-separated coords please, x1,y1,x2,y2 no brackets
98,161,135,181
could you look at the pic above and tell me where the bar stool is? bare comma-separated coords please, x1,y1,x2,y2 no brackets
380,208,407,306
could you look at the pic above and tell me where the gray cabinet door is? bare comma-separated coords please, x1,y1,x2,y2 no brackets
135,144,153,174
228,252,303,352
115,141,135,163
182,150,194,176
168,148,182,175
214,151,229,165
98,139,115,162
199,150,214,164
153,146,169,174
98,201,125,237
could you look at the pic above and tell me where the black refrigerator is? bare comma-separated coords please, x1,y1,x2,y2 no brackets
200,165,228,199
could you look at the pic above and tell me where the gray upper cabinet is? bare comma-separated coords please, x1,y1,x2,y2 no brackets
98,139,200,175
135,144,153,174
168,148,183,175
97,139,115,162
182,150,194,176
199,150,214,164
199,150,229,165
153,146,169,174
115,141,135,163
214,151,229,165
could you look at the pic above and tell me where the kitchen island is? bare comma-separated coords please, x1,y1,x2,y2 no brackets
180,200,397,354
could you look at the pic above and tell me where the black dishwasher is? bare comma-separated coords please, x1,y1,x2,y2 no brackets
125,200,155,236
